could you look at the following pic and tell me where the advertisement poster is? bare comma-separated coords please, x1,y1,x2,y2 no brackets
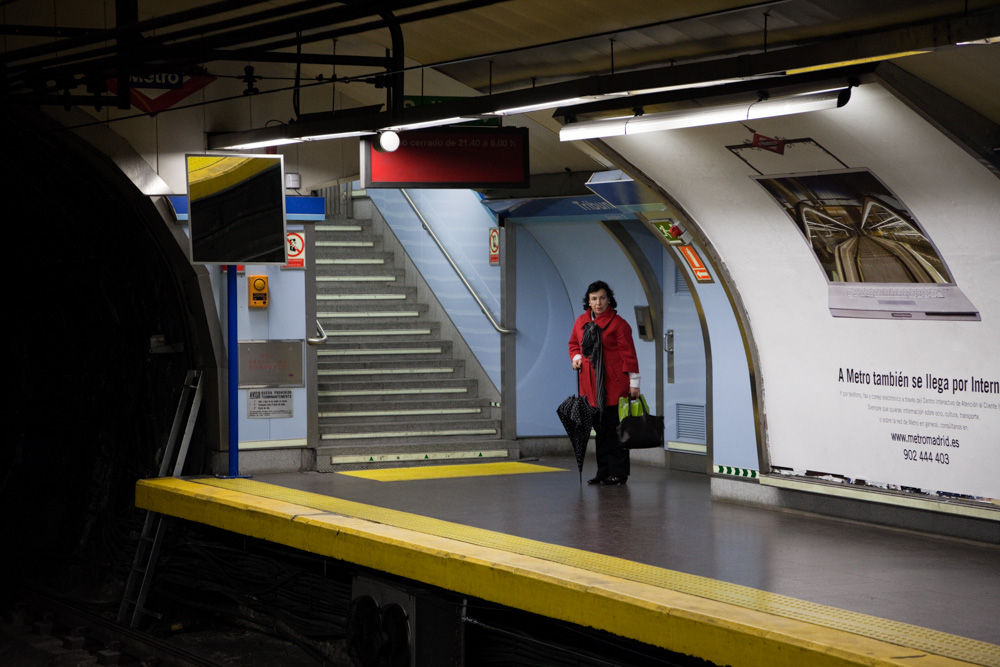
827,364,999,497
753,169,996,498
754,169,979,320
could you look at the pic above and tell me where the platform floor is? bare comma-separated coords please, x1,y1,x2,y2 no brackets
136,456,1000,666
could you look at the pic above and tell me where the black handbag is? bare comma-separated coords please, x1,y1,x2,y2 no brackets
616,396,664,449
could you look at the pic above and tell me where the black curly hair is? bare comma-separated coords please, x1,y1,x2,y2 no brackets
582,280,617,311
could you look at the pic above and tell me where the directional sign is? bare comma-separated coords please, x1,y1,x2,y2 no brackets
107,74,215,114
679,244,713,283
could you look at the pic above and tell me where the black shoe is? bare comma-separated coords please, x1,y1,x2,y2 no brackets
586,476,603,485
600,476,627,486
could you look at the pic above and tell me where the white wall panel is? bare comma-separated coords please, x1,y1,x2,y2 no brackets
607,84,1000,497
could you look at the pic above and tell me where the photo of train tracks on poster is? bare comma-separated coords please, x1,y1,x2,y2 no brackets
754,168,979,321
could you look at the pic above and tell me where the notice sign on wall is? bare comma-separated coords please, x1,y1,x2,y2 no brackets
831,365,1000,496
239,340,304,387
284,231,305,269
489,227,500,265
361,126,529,188
247,388,293,419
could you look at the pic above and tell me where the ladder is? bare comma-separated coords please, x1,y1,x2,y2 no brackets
117,369,204,628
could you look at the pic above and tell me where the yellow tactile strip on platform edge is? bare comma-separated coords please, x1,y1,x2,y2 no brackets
336,461,565,481
137,477,999,667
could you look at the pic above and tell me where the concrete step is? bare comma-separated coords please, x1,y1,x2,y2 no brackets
317,377,477,398
317,303,428,321
314,251,395,264
314,228,376,241
317,419,500,444
318,339,452,359
314,440,518,472
317,359,466,381
318,399,492,423
318,316,431,330
315,222,369,233
316,262,404,278
316,285,416,302
320,394,492,410
319,353,452,366
319,322,440,342
316,264,406,289
315,236,382,251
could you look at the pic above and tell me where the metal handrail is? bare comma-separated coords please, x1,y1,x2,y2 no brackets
400,189,514,334
307,318,328,345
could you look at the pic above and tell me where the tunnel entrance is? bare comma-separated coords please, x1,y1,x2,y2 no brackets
1,106,209,606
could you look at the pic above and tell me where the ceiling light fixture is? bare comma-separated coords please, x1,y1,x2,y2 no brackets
300,130,376,142
376,130,400,152
381,116,477,132
559,86,853,141
624,77,752,97
487,96,623,116
218,137,303,150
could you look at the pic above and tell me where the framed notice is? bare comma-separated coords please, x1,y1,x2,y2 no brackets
247,388,293,418
238,340,304,388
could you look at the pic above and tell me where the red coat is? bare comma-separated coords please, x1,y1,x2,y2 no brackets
568,308,639,407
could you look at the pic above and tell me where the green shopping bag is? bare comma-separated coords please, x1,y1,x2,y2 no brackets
618,394,651,421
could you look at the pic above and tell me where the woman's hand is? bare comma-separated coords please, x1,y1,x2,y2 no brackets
571,357,582,370
629,386,640,399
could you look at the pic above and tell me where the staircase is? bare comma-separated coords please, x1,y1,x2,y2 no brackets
311,193,511,471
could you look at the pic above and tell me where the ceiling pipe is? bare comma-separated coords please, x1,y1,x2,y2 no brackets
0,0,280,64
380,10,406,120
1,0,421,87
114,0,138,110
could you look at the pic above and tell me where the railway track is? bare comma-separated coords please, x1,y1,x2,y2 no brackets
1,591,223,667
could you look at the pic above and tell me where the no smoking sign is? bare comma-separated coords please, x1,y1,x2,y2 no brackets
489,227,500,265
284,232,305,269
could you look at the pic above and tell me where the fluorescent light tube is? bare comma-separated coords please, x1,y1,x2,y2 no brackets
560,87,851,141
382,116,477,132
217,137,303,150
625,77,749,96
300,130,375,141
489,96,621,116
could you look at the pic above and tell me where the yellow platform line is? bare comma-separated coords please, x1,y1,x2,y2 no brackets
337,461,565,481
135,477,998,667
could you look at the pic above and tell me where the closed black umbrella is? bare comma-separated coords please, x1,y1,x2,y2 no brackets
556,372,597,484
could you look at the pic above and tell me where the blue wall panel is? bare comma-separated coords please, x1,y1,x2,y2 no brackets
518,221,655,436
368,189,501,389
513,227,576,435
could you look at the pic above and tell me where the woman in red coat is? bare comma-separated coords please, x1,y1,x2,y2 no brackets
568,280,640,486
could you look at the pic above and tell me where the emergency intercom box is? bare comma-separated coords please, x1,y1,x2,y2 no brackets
249,275,269,308
634,305,654,341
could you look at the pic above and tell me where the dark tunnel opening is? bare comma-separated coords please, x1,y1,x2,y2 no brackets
1,106,206,609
